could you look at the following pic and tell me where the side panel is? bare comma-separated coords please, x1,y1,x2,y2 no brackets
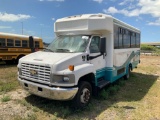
113,48,140,67
95,48,140,87
113,48,140,81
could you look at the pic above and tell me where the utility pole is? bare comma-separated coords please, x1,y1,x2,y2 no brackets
21,22,23,35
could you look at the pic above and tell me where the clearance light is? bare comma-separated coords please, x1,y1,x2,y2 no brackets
69,65,74,71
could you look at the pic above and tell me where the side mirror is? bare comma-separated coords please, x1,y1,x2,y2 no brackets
29,36,35,52
29,36,34,48
99,37,106,54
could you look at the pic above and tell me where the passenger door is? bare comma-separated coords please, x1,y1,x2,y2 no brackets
89,36,106,71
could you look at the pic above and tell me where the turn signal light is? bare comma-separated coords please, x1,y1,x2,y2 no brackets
69,65,74,71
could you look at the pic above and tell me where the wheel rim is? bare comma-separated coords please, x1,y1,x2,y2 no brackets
80,88,90,104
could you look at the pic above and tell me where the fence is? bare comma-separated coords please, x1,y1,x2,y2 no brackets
140,50,160,56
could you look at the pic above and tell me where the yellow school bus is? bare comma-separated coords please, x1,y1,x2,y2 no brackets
0,32,43,64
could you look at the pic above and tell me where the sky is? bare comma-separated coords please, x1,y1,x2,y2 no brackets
0,0,160,43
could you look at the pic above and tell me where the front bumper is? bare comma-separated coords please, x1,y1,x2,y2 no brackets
18,78,78,100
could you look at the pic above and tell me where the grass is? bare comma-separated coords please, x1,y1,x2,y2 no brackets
13,113,37,120
1,95,11,102
0,55,160,120
0,65,19,94
0,81,19,93
0,61,5,65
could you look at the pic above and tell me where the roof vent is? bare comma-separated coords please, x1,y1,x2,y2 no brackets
90,14,103,17
68,15,82,18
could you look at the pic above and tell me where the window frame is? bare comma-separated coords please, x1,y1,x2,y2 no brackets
0,38,6,47
22,40,28,47
15,40,21,47
7,38,14,47
35,41,40,48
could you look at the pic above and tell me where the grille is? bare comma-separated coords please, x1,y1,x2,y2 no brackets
21,63,51,82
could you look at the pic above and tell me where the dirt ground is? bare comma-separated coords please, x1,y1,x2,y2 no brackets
0,55,160,120
0,89,31,120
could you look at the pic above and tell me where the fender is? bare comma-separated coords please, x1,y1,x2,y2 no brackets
62,63,95,86
74,63,95,85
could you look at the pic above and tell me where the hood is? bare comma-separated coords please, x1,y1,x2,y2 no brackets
19,51,76,65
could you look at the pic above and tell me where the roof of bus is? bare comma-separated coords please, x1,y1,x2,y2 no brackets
0,32,41,39
56,13,140,33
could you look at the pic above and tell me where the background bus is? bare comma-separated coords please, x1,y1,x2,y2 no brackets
0,32,43,64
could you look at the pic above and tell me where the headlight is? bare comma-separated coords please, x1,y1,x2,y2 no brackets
17,67,22,75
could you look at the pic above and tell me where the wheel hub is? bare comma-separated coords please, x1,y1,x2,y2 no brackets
80,88,90,104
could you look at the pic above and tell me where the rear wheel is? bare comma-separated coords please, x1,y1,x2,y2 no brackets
73,81,92,109
124,66,131,80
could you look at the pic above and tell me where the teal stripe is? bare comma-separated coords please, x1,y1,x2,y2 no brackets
95,50,140,86
95,68,106,86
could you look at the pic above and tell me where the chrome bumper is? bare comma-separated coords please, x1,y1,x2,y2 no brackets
18,78,78,100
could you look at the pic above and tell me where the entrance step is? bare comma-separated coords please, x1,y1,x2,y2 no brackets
98,79,110,89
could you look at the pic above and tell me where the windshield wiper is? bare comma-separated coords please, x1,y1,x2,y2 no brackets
56,49,70,52
44,48,54,52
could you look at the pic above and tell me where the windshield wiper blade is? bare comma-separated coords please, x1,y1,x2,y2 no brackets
56,49,70,52
44,48,54,52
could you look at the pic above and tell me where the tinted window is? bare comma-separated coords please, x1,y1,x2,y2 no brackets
15,40,21,47
114,25,140,49
136,33,140,47
22,40,28,47
114,25,119,48
0,38,5,47
7,39,14,47
123,30,130,48
119,28,123,48
131,32,136,48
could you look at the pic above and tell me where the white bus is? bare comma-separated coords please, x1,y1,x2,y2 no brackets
17,14,140,108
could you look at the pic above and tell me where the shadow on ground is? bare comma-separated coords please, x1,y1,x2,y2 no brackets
0,63,17,68
25,72,159,119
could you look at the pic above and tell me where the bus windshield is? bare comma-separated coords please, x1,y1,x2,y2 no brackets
46,35,90,53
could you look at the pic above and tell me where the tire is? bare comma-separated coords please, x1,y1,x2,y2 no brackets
5,60,14,65
72,81,92,109
124,66,130,80
16,55,24,64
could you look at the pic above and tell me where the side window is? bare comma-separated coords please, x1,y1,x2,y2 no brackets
114,25,119,49
123,30,130,48
90,36,100,53
15,40,21,47
22,40,28,47
136,33,140,47
0,38,6,47
35,41,39,48
119,28,123,48
7,39,14,47
131,32,136,48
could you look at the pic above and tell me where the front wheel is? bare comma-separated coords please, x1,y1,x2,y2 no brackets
72,81,92,109
5,60,14,65
16,55,24,64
